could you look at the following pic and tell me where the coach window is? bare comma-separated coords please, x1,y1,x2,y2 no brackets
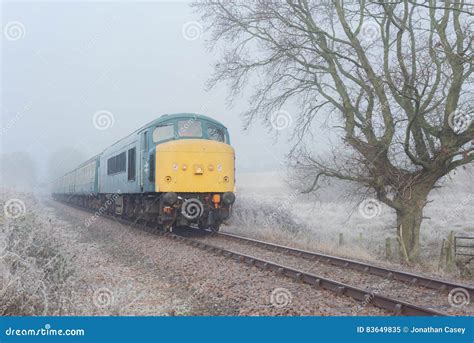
152,124,174,143
107,156,116,175
128,147,136,181
107,152,126,175
178,120,202,138
116,152,126,173
207,123,226,143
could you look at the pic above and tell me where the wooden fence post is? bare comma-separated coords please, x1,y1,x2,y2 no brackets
385,238,392,260
339,233,344,246
438,239,446,271
446,231,455,271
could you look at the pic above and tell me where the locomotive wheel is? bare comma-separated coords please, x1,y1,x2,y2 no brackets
208,225,220,235
158,222,173,233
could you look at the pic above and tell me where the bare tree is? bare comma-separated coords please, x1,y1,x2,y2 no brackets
195,0,473,262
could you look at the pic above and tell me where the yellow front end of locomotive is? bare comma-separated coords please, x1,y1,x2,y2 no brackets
155,139,235,193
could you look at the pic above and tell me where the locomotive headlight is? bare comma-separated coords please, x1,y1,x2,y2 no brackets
182,164,188,171
222,192,236,205
217,164,223,172
208,164,214,171
163,192,178,205
172,163,179,171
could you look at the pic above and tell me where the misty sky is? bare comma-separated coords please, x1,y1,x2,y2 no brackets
1,1,330,185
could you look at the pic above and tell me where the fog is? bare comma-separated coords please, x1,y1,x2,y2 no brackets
1,1,331,191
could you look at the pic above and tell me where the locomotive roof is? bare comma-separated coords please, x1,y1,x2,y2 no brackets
140,113,228,131
107,113,228,150
55,113,228,180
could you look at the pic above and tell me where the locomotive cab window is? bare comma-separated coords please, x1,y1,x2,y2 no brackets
152,124,174,143
207,123,226,143
178,120,202,138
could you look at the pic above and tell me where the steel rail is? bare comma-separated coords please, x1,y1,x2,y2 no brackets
53,200,448,316
166,232,446,316
218,232,474,298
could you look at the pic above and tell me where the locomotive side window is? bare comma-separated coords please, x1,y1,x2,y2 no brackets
152,124,174,143
207,123,226,143
128,147,136,181
107,151,126,175
178,120,202,137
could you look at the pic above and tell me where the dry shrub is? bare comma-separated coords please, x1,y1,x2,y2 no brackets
229,199,307,235
0,207,76,315
226,199,391,264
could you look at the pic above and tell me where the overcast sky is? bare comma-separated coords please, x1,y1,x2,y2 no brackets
1,1,330,184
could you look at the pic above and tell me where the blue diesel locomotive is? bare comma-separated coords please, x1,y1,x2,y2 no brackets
52,113,236,231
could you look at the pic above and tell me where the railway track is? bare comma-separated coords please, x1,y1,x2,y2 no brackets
55,200,472,316
217,232,474,297
171,232,448,316
192,231,473,316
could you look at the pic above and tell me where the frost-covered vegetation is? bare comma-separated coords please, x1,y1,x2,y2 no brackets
1,193,163,316
228,166,474,277
0,194,76,315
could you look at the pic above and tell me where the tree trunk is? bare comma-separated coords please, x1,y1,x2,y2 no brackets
396,204,423,263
